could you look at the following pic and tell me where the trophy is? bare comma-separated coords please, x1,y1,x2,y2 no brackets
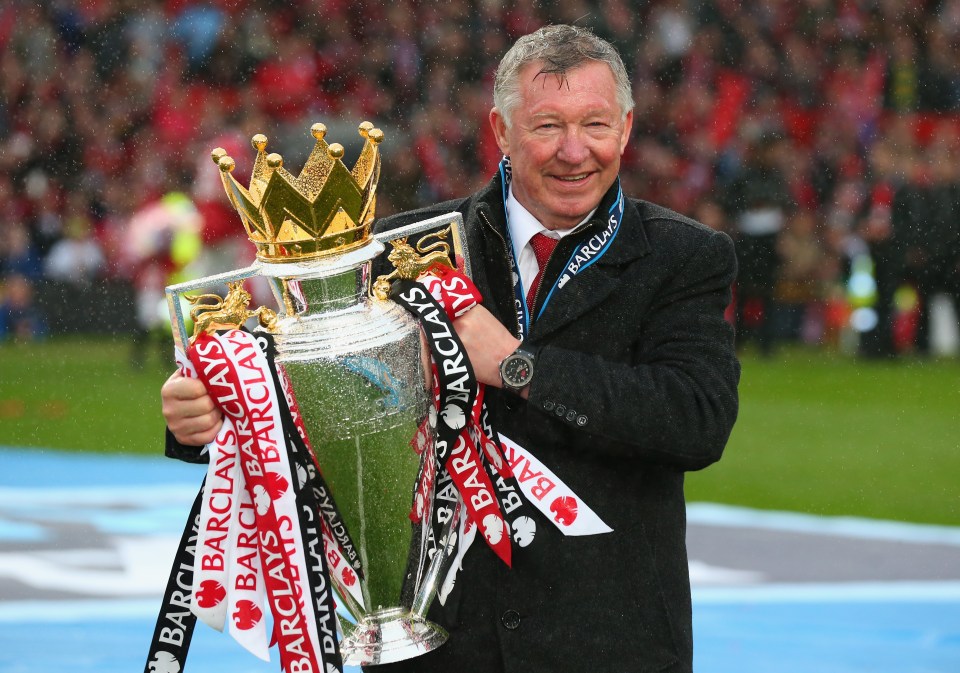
165,122,470,666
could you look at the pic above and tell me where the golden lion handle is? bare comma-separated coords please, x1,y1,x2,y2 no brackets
188,281,278,342
372,228,455,301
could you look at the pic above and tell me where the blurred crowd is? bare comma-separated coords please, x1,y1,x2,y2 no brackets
3,0,960,359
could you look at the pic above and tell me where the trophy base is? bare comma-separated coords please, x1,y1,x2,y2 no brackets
340,607,448,666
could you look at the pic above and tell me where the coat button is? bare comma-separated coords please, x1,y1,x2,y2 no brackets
543,400,555,412
501,609,521,630
554,404,566,417
565,409,577,422
576,414,588,426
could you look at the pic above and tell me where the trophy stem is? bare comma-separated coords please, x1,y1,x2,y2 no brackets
410,499,462,618
340,607,448,666
410,557,444,617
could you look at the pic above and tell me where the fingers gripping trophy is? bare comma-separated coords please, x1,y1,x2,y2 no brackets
152,122,472,671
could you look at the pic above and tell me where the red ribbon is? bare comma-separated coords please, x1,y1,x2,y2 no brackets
189,332,323,673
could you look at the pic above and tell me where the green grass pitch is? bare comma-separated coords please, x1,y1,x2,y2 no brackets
1,337,958,526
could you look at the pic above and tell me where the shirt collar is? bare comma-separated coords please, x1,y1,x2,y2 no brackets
505,185,597,253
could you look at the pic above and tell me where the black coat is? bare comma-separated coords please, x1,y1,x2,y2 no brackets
372,174,740,673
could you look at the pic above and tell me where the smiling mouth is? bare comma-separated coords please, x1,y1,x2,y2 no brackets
555,173,590,182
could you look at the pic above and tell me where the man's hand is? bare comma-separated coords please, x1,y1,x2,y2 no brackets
161,371,223,446
453,304,522,393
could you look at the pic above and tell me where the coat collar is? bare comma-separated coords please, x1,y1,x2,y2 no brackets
466,173,650,342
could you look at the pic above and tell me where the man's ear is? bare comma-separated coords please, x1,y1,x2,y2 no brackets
489,107,510,155
620,109,634,155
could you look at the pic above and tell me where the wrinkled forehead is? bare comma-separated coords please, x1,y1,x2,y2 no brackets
515,61,625,114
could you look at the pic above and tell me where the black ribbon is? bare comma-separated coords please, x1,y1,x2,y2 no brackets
475,403,539,551
257,333,364,578
389,278,479,564
143,484,202,673
389,277,541,571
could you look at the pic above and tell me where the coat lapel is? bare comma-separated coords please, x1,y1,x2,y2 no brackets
467,192,520,334
530,197,650,341
463,175,653,343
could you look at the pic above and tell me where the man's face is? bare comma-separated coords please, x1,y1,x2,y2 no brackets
490,60,633,231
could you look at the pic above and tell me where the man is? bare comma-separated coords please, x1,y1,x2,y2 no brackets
163,25,740,673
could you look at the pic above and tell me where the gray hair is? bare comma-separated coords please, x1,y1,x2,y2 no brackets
493,24,634,127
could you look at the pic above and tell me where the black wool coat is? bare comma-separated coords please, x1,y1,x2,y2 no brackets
371,173,740,673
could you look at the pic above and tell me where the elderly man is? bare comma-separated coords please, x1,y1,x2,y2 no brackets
163,24,739,673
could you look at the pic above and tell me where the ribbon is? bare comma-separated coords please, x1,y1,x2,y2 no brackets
256,333,346,661
191,422,243,633
189,330,342,673
143,486,201,673
172,349,270,658
390,263,613,602
275,363,364,581
499,434,612,536
152,255,613,670
226,469,270,659
390,276,513,568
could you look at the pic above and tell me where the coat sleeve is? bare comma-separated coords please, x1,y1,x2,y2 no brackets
164,428,210,464
524,228,740,471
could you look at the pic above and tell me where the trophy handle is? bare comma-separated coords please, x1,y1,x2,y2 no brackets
373,212,470,279
164,263,283,354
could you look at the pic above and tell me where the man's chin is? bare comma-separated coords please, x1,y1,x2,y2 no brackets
542,205,595,231
544,190,603,221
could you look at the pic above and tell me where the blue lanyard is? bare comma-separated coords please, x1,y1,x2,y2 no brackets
497,158,625,340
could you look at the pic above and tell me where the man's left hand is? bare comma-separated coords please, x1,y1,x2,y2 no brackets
453,304,522,392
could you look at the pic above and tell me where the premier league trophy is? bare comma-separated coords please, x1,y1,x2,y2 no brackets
163,122,470,667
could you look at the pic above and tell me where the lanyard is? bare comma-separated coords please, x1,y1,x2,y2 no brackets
497,158,625,340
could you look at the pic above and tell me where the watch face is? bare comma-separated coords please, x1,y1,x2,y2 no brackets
502,352,534,388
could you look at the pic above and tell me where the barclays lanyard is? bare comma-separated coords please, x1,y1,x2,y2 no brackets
498,157,625,340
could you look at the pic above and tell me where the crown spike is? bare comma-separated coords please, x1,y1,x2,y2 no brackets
211,147,227,164
328,144,345,160
214,154,269,245
296,122,335,200
248,134,273,200
351,124,383,188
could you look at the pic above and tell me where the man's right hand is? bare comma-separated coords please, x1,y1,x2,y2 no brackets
161,371,223,446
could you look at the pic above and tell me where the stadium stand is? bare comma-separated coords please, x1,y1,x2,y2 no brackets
3,0,960,358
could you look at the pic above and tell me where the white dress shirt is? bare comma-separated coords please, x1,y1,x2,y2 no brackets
505,186,596,297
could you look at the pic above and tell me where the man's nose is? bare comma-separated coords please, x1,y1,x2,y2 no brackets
556,127,590,164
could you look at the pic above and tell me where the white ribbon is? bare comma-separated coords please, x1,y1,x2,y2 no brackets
499,435,613,536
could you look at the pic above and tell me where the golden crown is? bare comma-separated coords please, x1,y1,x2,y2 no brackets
212,122,383,262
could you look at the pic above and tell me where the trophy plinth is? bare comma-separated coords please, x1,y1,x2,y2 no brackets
340,607,448,666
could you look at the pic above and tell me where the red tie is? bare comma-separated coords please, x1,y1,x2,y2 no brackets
526,232,559,312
